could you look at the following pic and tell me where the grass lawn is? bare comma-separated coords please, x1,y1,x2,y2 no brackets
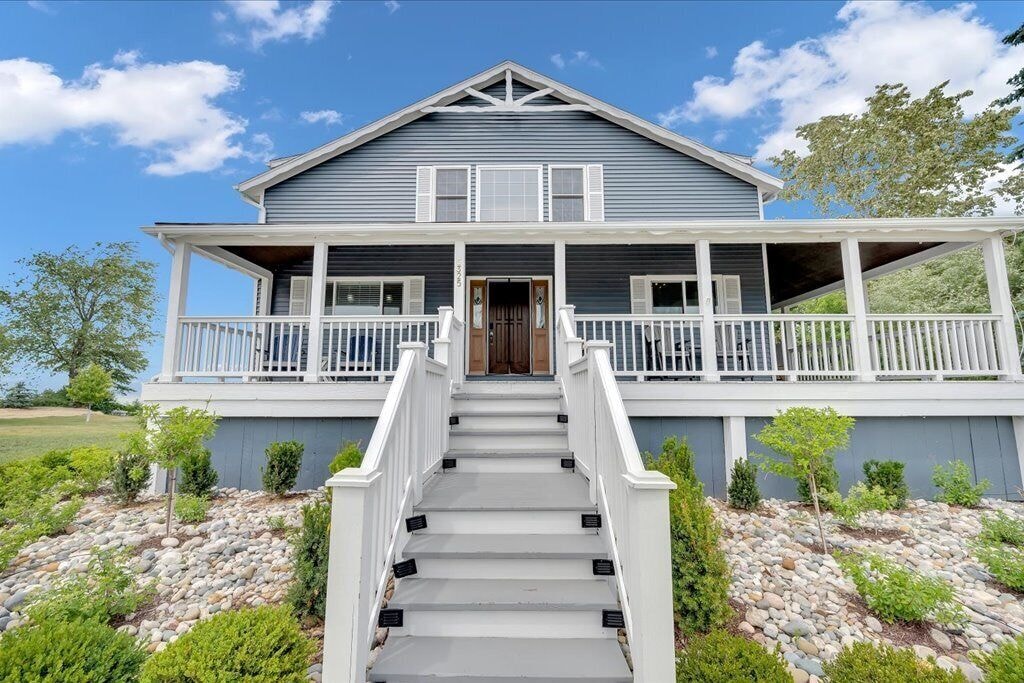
0,411,136,462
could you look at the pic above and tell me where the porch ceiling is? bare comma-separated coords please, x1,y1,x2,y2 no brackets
766,241,945,307
223,245,313,270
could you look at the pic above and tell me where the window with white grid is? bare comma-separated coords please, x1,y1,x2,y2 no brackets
434,168,468,222
550,167,585,221
478,167,540,222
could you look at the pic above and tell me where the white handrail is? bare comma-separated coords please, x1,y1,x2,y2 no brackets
868,315,1003,377
322,340,450,681
563,339,676,682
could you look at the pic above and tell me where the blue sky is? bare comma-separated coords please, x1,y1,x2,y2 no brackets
1,0,1021,393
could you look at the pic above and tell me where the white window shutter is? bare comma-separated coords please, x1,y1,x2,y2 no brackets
629,276,649,314
415,166,435,223
722,275,742,314
585,164,604,222
288,276,312,315
407,277,425,315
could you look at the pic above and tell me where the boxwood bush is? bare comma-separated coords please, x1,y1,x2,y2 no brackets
837,552,963,626
262,441,304,495
863,459,910,508
0,618,147,682
971,634,1024,683
727,459,761,511
173,494,209,524
823,641,967,682
288,501,331,622
111,449,151,505
179,447,218,499
140,606,314,683
676,630,789,682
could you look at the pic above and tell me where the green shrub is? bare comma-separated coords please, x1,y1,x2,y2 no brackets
727,459,761,511
26,548,154,625
837,552,964,626
0,458,70,513
676,630,790,682
979,512,1024,547
863,459,910,508
140,606,314,683
111,449,151,505
824,641,968,682
797,460,840,505
0,494,82,567
646,436,731,635
31,387,70,407
932,460,989,507
971,634,1024,683
269,515,286,531
0,617,146,682
39,449,72,469
288,501,331,621
67,446,115,492
179,447,218,498
174,494,209,524
820,482,896,528
262,441,304,495
975,543,1024,591
327,440,363,501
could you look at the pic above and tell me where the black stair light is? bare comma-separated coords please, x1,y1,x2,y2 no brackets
393,559,418,578
378,609,404,628
405,514,428,532
442,458,457,470
557,413,569,423
581,513,602,529
449,416,460,426
602,610,625,629
592,559,615,576
560,458,576,470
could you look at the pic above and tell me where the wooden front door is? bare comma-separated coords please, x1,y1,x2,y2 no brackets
488,281,531,375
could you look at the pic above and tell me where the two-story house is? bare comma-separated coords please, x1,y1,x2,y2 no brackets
141,61,1024,681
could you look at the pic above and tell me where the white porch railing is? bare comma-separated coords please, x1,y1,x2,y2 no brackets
714,315,856,379
575,314,703,377
869,314,1003,378
321,336,454,680
321,315,439,380
558,309,677,681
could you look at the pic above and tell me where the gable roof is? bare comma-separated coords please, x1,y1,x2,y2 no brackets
236,61,784,204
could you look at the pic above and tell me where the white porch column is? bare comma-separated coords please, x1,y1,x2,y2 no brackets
983,235,1022,378
696,239,720,381
723,415,747,488
453,240,466,321
159,241,191,382
841,238,875,381
303,242,328,382
554,239,567,311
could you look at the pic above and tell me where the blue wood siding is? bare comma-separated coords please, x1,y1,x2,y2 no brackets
270,245,454,315
566,244,767,314
205,417,376,491
263,82,761,223
631,417,727,498
466,244,554,276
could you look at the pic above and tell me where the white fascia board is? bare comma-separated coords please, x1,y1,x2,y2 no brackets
234,60,784,202
192,245,273,280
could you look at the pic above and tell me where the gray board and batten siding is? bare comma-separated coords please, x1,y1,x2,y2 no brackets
262,80,761,223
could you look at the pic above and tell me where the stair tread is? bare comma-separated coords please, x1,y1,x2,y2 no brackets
368,636,632,682
445,449,573,458
389,578,617,610
418,474,594,511
404,533,605,559
450,426,567,435
454,410,561,417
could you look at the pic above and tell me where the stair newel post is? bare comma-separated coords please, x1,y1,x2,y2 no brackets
399,342,427,503
585,341,614,505
623,470,677,682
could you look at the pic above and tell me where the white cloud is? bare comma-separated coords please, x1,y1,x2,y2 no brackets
222,0,335,49
112,49,141,66
300,109,343,125
704,46,718,59
550,50,601,70
26,0,55,15
245,132,275,163
0,55,254,176
384,0,400,14
659,1,1024,160
712,129,729,145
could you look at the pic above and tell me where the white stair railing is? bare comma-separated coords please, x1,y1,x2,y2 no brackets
558,310,676,682
321,336,452,682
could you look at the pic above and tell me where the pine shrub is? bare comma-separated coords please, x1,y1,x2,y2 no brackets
179,447,218,498
140,606,313,683
727,459,761,511
837,552,964,626
971,634,1024,683
863,459,910,508
932,460,989,507
0,617,147,683
111,449,151,505
824,641,967,682
646,436,731,635
288,501,331,621
262,441,304,495
676,630,790,682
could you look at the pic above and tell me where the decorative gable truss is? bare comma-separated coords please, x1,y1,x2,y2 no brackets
422,69,596,114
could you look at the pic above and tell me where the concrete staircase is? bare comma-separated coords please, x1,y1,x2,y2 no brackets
368,381,633,683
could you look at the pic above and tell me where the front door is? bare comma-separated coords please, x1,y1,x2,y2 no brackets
488,281,531,374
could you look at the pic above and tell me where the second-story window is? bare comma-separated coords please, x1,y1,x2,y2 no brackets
435,168,469,222
477,166,541,221
550,167,585,221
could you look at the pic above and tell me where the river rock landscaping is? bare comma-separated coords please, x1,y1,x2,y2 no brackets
716,496,1024,682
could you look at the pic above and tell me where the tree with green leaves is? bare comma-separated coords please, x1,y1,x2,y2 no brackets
1,382,35,409
0,325,12,377
66,363,113,422
0,242,157,392
135,405,219,537
999,22,1024,163
753,407,855,554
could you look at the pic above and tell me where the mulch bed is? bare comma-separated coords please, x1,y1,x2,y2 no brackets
838,526,910,543
844,595,970,656
112,594,161,630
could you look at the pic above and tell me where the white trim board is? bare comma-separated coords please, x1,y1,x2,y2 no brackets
234,61,783,203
